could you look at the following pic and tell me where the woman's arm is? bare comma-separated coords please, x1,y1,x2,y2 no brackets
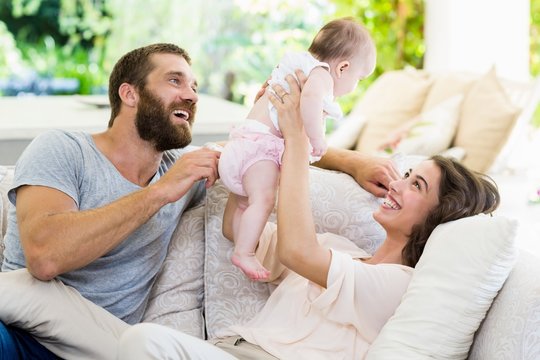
314,148,400,198
270,72,332,288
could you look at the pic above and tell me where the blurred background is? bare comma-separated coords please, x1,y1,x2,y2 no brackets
1,0,537,121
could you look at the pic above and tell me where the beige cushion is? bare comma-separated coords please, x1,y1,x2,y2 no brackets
354,69,433,154
454,67,521,172
393,95,464,156
142,204,206,339
421,72,475,111
367,214,518,359
204,167,388,339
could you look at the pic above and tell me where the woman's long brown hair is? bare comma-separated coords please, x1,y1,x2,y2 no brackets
402,155,500,267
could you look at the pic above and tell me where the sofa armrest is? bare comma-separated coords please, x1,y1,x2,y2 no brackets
0,166,15,267
468,250,540,359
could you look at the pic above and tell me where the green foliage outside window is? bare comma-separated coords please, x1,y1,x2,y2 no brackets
0,0,539,129
329,0,424,115
0,0,111,94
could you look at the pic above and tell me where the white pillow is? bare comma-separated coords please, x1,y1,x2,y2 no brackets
367,214,518,360
394,95,463,156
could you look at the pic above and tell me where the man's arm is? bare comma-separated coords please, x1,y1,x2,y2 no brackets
17,148,219,281
313,148,400,198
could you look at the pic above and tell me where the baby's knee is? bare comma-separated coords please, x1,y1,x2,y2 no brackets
252,190,276,210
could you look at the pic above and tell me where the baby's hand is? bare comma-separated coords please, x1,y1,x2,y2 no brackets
310,138,328,158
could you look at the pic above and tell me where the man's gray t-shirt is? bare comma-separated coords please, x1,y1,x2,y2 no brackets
2,130,205,324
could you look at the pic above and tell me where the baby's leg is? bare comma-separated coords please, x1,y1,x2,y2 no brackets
232,160,279,281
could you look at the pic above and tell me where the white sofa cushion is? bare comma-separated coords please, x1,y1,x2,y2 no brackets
367,214,518,359
142,204,206,339
204,167,386,339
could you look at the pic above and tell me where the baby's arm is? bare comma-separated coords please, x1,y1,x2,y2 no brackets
300,67,333,157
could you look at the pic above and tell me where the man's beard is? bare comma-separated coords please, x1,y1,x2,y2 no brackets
135,87,196,152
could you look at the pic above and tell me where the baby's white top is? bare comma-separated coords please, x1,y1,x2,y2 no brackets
267,51,343,132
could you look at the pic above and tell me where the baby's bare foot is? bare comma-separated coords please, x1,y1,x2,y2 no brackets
231,252,270,281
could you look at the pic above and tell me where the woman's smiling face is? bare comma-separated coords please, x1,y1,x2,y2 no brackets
373,160,441,240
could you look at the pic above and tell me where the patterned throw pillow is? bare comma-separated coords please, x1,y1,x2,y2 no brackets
142,204,206,339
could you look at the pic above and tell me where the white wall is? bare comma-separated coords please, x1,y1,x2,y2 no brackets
424,0,530,80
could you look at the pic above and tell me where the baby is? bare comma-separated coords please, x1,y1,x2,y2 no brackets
218,17,377,280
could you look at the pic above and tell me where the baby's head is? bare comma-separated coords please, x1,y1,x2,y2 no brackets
308,17,376,97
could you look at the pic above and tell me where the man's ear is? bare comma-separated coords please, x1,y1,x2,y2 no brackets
118,83,138,107
336,60,350,78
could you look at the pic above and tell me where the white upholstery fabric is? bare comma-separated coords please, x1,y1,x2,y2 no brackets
468,250,540,359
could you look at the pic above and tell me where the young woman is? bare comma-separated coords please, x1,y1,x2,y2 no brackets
116,73,500,360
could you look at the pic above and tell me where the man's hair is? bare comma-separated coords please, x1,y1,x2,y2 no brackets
108,43,191,127
402,155,501,267
308,17,376,64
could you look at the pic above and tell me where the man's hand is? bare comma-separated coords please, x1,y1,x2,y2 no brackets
314,148,400,198
154,148,220,203
350,153,400,197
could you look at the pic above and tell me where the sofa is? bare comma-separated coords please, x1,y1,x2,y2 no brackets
1,159,540,359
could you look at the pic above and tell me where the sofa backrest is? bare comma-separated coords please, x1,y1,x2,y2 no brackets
328,68,540,174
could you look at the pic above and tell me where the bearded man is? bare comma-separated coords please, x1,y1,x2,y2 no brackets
0,43,398,359
0,43,220,359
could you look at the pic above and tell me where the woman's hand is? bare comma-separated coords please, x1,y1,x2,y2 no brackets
253,76,270,103
267,70,308,141
315,149,400,198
